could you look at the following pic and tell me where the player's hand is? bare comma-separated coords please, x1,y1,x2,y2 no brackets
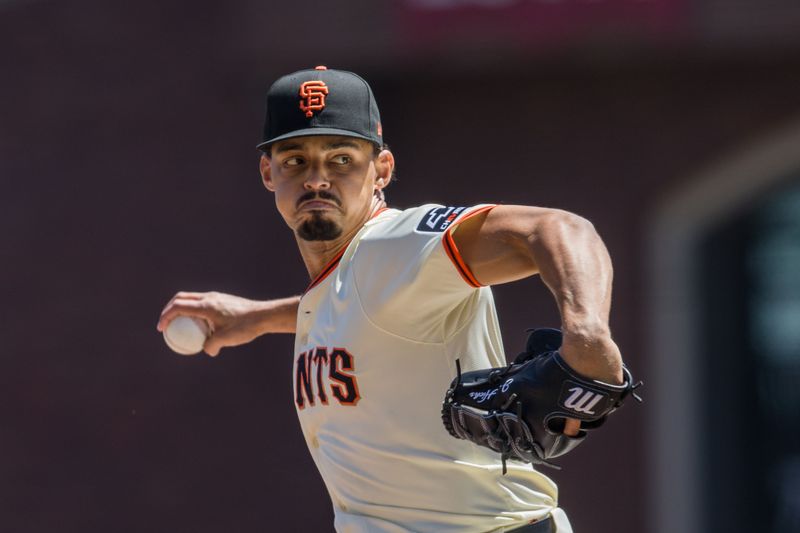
558,328,624,436
442,328,639,469
157,291,267,357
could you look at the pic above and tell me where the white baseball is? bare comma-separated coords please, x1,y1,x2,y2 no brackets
163,316,210,355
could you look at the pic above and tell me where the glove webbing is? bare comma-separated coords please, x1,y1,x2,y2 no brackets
448,359,562,473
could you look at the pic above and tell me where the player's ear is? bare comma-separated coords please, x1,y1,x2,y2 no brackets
260,153,276,192
374,149,395,192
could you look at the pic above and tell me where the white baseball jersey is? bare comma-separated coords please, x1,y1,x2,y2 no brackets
293,204,573,533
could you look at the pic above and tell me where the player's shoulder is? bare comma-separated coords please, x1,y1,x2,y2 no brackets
366,204,479,239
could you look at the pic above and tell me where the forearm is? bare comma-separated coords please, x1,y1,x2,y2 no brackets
158,291,301,357
529,212,623,383
248,295,301,335
452,205,624,383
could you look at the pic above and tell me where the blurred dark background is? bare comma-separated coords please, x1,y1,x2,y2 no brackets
3,0,800,532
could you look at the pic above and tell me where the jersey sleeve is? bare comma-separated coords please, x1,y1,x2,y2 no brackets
351,204,496,343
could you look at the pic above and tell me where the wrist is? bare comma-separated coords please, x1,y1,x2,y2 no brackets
560,313,610,341
558,324,623,384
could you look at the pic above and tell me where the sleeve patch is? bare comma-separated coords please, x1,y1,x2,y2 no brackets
415,206,467,233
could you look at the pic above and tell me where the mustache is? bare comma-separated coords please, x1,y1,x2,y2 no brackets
296,190,342,209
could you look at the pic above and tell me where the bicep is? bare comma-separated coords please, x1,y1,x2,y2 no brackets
451,205,559,286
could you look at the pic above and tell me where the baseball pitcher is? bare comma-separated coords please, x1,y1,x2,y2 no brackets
158,66,640,533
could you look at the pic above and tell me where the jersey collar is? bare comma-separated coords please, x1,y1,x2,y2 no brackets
302,207,389,295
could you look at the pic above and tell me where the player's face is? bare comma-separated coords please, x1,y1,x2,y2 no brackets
260,135,392,242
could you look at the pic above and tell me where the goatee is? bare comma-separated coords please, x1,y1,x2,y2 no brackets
298,211,343,241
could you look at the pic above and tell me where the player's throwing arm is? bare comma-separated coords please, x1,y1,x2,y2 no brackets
157,292,300,357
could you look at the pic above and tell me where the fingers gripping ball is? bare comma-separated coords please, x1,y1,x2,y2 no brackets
441,328,642,473
163,316,211,355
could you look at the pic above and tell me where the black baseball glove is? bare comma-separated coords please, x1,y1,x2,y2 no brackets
441,328,641,472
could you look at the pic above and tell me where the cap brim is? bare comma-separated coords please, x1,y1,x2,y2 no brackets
256,128,378,151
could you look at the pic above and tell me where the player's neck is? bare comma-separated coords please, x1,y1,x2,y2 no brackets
297,198,387,280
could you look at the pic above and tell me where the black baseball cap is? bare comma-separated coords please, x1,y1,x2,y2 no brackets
257,66,383,151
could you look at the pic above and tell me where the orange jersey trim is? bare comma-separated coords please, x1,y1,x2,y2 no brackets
303,207,389,295
442,204,497,288
304,245,347,294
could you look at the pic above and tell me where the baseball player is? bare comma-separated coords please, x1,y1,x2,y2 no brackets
158,66,638,533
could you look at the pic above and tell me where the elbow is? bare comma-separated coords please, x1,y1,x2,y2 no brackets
540,210,599,241
526,209,605,257
561,210,596,232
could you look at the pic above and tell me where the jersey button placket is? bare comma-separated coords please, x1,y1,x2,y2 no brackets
298,308,311,346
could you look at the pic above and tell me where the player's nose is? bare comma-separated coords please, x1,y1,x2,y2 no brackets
303,169,331,191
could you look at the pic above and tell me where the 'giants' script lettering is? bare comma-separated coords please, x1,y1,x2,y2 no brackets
295,347,361,409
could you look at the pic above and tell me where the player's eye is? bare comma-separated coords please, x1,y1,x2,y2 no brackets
331,155,351,165
284,157,304,167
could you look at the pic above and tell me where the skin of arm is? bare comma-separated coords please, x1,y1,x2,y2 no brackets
452,205,624,436
157,292,299,356
157,205,621,376
156,205,618,434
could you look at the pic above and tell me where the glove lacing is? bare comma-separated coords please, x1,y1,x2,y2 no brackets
450,359,562,474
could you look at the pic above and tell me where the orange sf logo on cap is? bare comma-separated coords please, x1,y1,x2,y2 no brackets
299,80,329,118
